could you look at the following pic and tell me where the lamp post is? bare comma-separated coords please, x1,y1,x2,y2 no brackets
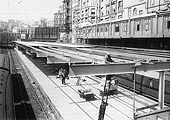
132,61,142,119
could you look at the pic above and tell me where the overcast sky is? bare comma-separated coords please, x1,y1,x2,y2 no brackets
0,0,62,22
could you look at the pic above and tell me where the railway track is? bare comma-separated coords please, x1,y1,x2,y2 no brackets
11,44,170,119
47,74,158,120
8,49,52,120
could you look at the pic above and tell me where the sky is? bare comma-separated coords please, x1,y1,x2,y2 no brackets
0,0,62,22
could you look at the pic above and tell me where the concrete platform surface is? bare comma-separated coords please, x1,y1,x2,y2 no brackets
15,49,159,120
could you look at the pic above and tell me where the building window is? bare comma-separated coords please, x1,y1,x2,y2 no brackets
118,15,122,19
122,22,127,32
111,0,116,14
101,12,104,16
164,0,170,3
85,17,88,22
97,27,99,32
118,1,123,12
91,12,95,14
136,20,141,31
115,23,119,32
128,8,131,17
165,16,170,29
91,17,95,19
106,5,110,15
133,8,137,16
101,27,103,32
168,21,170,29
105,17,109,21
105,25,108,32
157,116,164,120
144,19,151,31
150,0,155,6
139,10,143,15
100,18,103,21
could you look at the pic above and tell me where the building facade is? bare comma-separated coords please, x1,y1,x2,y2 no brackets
71,0,170,48
47,20,54,27
54,10,64,28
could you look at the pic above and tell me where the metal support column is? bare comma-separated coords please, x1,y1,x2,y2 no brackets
158,71,165,109
98,75,112,120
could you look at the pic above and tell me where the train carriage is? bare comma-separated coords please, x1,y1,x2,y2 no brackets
34,27,59,41
113,73,170,105
0,32,16,48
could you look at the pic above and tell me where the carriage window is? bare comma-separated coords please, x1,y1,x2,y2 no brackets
115,24,119,32
149,78,153,87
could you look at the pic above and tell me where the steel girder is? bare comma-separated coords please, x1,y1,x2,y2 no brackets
47,56,67,64
41,47,94,62
69,62,170,76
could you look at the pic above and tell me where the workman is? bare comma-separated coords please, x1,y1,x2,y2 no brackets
105,53,114,63
76,77,81,85
59,69,68,85
53,67,60,78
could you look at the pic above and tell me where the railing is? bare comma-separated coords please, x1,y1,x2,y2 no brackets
135,107,170,120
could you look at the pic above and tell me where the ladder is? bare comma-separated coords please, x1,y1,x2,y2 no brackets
98,75,112,120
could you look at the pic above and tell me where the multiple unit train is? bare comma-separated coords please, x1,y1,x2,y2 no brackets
78,12,170,49
113,73,170,105
0,54,14,120
0,32,17,48
34,27,60,41
14,27,60,41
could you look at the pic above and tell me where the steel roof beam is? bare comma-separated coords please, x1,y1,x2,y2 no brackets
31,47,71,62
53,48,106,62
76,48,170,62
47,56,67,64
41,47,94,62
69,62,170,76
50,48,105,61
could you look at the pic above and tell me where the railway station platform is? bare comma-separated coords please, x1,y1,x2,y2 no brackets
13,46,169,120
